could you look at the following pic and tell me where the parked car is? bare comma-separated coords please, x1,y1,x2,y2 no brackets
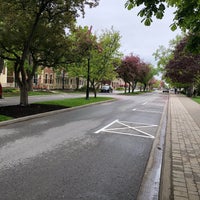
163,88,169,93
100,85,113,93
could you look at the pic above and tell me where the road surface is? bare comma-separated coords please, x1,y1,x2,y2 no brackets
0,92,168,200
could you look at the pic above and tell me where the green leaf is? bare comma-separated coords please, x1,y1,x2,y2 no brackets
138,9,146,17
170,23,177,31
159,3,165,11
144,18,151,26
156,11,164,19
127,3,134,10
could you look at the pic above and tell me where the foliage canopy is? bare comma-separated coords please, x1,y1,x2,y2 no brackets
0,0,99,105
125,0,200,52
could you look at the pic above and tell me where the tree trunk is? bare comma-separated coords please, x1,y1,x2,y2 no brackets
19,84,29,106
62,70,65,90
187,85,193,97
134,81,137,92
14,62,29,106
90,80,97,98
94,89,97,98
143,83,147,92
27,78,33,91
76,77,79,90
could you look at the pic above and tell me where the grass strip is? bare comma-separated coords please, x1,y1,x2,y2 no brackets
0,115,13,122
35,97,114,107
192,96,200,104
120,91,150,95
0,97,114,122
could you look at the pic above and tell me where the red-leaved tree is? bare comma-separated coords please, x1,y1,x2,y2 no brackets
117,54,140,93
165,37,200,96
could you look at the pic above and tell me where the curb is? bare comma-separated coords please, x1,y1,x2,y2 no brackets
159,94,172,199
0,99,116,127
137,93,169,199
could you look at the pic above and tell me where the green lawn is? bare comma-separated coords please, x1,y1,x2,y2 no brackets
120,91,151,95
0,115,13,122
192,96,200,104
0,97,114,122
35,97,114,107
2,89,58,97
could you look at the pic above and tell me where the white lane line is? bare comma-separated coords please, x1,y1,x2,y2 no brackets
133,109,162,114
103,130,154,138
142,101,148,105
120,120,158,127
95,120,156,139
117,121,155,139
132,108,136,111
95,119,118,133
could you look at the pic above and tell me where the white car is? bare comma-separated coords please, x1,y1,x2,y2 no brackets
100,85,113,93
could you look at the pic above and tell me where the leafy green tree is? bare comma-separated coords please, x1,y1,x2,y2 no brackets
138,63,156,91
68,26,101,99
0,0,99,105
153,35,183,79
89,28,122,97
68,27,122,98
125,0,200,52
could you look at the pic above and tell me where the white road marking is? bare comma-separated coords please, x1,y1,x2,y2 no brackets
133,109,162,114
120,120,158,126
95,119,118,134
117,121,155,139
142,101,148,105
95,120,156,139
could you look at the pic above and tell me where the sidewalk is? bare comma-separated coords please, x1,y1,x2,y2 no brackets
160,94,200,200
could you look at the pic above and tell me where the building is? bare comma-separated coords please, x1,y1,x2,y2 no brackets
0,65,124,91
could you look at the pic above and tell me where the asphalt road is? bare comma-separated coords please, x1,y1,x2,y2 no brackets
0,92,168,200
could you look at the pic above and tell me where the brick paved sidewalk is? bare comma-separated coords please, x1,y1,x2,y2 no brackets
160,94,200,200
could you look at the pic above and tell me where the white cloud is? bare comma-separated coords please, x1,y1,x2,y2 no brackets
78,0,181,65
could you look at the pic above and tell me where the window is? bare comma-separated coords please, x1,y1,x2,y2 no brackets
50,74,53,84
45,74,48,84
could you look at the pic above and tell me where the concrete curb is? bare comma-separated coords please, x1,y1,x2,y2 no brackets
137,93,169,199
0,99,116,127
159,94,172,199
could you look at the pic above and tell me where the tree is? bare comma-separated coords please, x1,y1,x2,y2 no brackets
69,26,101,99
148,77,158,90
125,0,200,52
89,28,122,97
153,35,183,84
153,35,183,73
165,37,200,96
68,27,122,98
0,0,99,106
117,54,141,93
138,63,156,91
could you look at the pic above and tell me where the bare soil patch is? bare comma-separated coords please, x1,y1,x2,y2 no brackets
0,104,68,118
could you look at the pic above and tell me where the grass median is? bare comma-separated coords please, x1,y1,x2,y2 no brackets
192,96,200,104
0,97,114,122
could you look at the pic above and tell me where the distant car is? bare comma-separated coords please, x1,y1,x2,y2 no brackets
163,88,169,93
100,85,113,93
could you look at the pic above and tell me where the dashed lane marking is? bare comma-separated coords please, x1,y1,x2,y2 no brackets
132,108,162,114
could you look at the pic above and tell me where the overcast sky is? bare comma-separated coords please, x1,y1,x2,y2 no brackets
77,0,181,66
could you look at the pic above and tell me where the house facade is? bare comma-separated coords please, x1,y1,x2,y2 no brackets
32,67,86,90
0,64,15,87
0,65,124,90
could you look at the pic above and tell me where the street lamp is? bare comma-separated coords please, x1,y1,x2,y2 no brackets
86,56,90,100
